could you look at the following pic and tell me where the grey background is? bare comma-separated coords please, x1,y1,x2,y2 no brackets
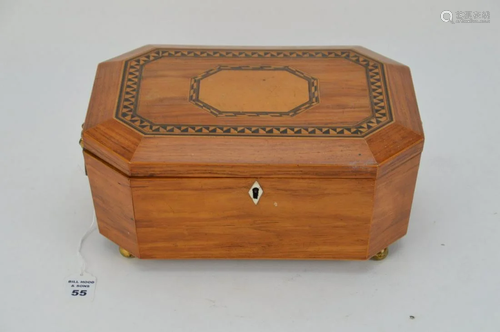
0,0,499,331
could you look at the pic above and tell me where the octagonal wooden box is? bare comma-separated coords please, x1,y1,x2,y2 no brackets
82,45,424,260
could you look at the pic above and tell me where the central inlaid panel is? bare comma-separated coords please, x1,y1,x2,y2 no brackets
189,66,319,117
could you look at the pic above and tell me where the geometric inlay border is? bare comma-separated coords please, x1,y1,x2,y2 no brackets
114,49,393,137
188,65,320,117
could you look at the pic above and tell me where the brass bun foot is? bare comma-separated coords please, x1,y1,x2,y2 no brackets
119,247,134,258
371,247,389,261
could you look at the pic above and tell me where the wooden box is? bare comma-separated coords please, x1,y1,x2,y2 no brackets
82,46,424,260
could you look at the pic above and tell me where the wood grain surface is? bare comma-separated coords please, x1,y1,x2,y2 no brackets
368,154,422,256
84,152,140,257
131,177,375,259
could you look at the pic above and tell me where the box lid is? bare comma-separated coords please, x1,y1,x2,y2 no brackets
82,45,424,178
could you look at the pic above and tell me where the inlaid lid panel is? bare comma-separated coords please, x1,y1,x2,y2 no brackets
83,46,424,178
115,48,391,137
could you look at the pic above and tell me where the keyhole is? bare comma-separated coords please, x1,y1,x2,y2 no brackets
252,187,259,199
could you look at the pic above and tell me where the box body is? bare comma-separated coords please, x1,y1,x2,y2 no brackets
85,152,421,260
82,46,424,259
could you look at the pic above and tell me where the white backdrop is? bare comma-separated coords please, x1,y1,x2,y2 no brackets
1,0,499,331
